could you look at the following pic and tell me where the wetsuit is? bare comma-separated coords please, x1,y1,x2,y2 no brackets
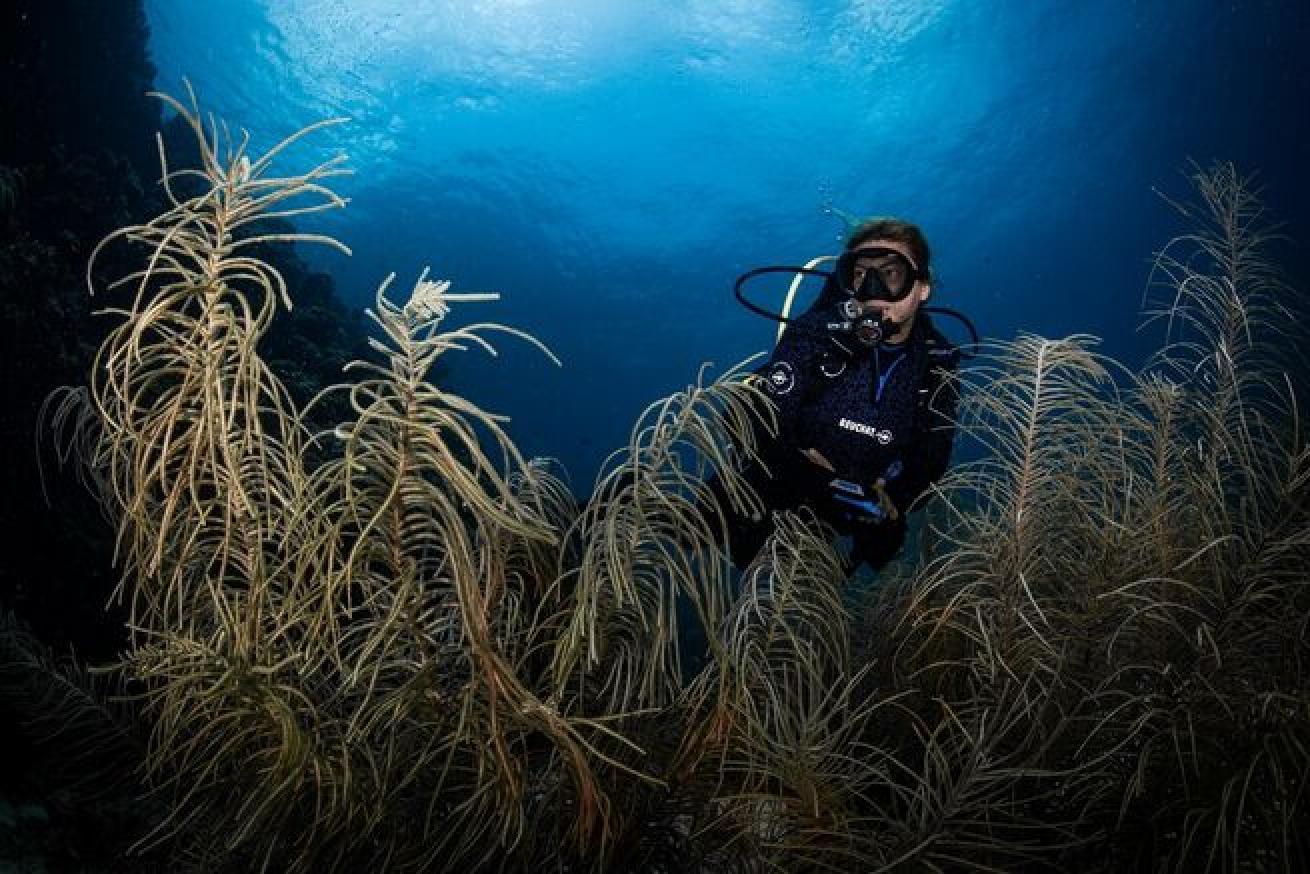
716,305,960,573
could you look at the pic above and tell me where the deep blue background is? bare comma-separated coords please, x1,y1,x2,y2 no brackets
144,0,1310,488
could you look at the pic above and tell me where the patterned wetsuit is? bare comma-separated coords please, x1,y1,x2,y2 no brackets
718,305,959,573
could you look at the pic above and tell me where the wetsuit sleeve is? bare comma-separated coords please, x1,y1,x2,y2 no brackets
751,311,827,452
883,357,959,513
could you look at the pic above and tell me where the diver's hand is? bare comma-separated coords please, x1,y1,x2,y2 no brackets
827,478,885,524
801,448,835,471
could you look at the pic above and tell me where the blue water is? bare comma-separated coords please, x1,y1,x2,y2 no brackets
143,0,1309,486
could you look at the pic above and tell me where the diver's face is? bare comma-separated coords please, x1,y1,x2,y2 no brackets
851,239,930,341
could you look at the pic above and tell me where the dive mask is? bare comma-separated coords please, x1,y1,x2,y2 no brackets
835,246,925,303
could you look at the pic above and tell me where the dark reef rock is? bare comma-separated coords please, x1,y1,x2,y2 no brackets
1,0,159,181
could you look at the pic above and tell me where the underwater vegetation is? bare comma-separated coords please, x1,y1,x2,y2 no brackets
16,88,1310,872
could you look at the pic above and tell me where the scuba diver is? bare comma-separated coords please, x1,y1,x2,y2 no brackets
718,217,970,574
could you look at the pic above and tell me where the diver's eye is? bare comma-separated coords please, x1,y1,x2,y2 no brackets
853,259,883,285
879,262,906,286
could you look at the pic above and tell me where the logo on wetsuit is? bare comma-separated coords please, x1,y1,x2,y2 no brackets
765,361,795,395
839,417,893,444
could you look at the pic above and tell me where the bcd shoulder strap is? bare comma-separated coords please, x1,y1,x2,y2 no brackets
913,325,961,433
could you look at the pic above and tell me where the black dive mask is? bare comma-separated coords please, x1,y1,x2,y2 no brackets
835,246,924,303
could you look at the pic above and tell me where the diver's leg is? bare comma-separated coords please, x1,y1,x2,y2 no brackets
849,518,909,573
700,461,781,572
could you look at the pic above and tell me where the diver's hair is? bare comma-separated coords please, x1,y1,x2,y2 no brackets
846,217,932,281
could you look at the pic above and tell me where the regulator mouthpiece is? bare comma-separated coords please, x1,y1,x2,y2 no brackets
829,300,895,348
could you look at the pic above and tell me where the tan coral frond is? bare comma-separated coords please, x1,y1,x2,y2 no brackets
551,358,775,714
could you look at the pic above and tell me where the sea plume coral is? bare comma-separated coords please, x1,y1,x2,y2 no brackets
861,162,1310,872
54,86,777,872
551,359,775,715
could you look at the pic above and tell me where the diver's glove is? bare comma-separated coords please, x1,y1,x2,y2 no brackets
827,477,895,525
